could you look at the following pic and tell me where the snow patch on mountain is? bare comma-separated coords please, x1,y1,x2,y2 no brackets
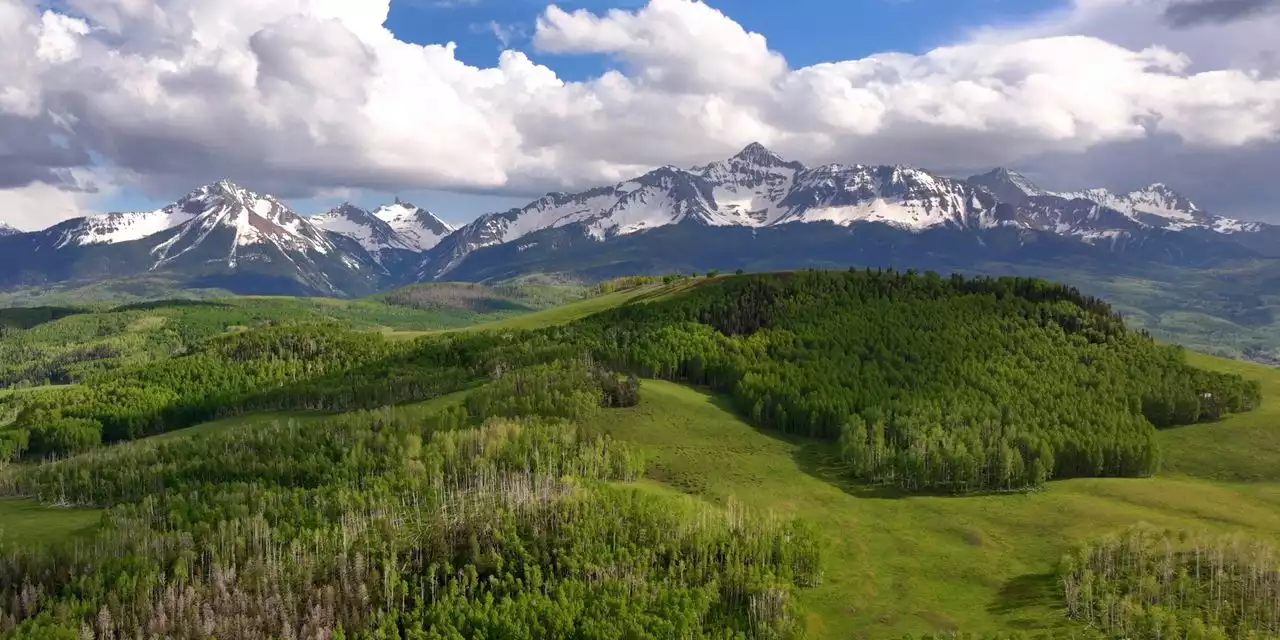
52,208,198,249
0,223,18,237
373,201,455,251
313,203,413,252
777,164,1002,231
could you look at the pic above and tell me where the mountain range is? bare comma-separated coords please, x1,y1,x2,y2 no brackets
0,143,1273,297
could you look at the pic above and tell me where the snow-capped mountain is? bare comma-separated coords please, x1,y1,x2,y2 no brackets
373,200,454,251
421,143,1274,279
0,143,1273,296
312,203,414,253
967,168,1050,205
426,144,1024,278
0,223,18,237
1056,184,1262,234
148,180,348,270
0,180,386,296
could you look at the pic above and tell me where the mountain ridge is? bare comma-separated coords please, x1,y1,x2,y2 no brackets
420,143,1273,279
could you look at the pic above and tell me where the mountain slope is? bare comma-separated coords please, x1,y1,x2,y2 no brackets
0,223,19,237
49,208,199,248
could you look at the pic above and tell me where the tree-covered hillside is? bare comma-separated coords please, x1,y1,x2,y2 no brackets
2,271,1257,491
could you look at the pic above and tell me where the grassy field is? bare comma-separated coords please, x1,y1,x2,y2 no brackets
584,367,1280,639
0,498,102,547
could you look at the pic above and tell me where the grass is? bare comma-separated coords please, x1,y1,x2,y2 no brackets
436,279,713,334
1157,351,1280,483
585,377,1280,639
0,498,101,547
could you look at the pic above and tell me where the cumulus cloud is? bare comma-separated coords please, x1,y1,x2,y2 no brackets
0,0,1278,227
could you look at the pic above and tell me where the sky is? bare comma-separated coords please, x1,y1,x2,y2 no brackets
0,0,1278,229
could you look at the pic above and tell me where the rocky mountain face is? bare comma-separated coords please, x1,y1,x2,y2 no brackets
0,144,1272,296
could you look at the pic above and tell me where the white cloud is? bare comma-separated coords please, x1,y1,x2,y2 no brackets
0,0,1278,228
0,172,116,230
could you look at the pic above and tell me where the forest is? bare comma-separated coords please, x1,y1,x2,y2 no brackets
0,269,1271,638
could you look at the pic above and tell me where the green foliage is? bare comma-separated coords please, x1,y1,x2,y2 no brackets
1060,524,1280,639
566,270,1259,492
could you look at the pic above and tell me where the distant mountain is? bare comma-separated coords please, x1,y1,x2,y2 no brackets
972,169,1263,234
421,143,1271,279
0,181,386,296
966,168,1049,205
373,200,454,251
0,223,18,237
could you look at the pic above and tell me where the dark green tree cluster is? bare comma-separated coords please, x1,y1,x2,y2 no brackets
564,270,1260,492
1060,524,1280,640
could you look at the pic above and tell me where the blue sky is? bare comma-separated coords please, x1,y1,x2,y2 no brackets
101,0,1069,225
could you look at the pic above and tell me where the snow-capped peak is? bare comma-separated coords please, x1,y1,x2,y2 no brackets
373,200,455,251
149,180,337,269
966,168,1049,204
731,142,791,168
312,202,414,252
0,222,19,237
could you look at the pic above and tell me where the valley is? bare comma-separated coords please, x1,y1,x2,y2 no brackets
1,270,1278,638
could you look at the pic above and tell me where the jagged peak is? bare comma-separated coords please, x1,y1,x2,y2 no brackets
327,202,370,216
730,141,792,167
968,167,1047,197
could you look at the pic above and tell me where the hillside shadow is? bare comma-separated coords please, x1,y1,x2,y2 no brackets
0,306,88,330
701,393,913,500
110,299,233,312
987,571,1061,630
702,392,1042,501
